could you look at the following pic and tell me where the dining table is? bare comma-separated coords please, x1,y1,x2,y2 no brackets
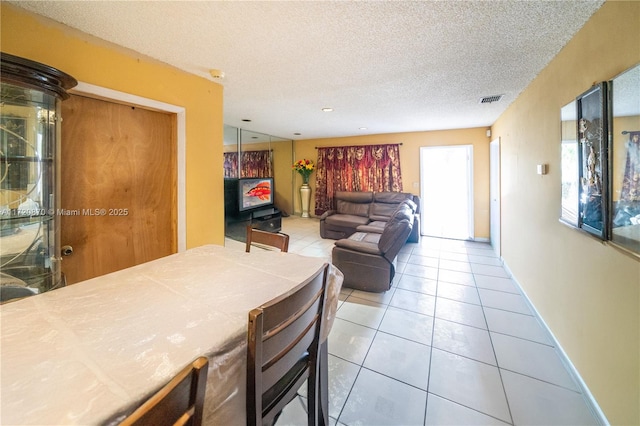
0,244,343,425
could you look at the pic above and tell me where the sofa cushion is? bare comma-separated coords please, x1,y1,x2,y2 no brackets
373,192,413,204
334,191,373,217
347,231,381,244
369,202,400,221
359,200,418,232
336,200,370,217
334,238,382,255
325,214,370,228
356,222,386,233
370,194,417,221
335,191,374,203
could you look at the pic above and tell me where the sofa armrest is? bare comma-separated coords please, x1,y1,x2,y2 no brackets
408,213,420,243
378,218,412,262
334,239,382,255
319,210,337,220
411,195,420,214
331,246,394,292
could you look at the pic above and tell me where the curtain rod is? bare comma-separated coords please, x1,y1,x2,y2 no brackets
622,130,639,134
314,143,403,149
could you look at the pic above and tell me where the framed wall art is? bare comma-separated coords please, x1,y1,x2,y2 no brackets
576,82,609,239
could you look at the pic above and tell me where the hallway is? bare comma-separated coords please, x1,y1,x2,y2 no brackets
228,216,601,425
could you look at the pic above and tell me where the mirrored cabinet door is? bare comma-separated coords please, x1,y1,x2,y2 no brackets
222,124,293,221
561,100,579,227
559,63,640,258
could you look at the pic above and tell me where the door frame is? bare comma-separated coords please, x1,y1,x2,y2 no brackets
419,144,474,240
69,82,187,252
490,137,501,257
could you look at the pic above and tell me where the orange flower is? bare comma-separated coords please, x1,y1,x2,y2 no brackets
293,159,315,183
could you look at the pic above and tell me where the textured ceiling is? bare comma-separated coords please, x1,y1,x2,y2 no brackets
11,0,605,140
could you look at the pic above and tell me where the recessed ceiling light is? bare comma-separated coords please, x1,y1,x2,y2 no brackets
294,133,301,136
359,127,368,130
321,108,333,112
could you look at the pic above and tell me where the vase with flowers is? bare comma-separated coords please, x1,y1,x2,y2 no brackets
293,159,314,184
293,159,315,217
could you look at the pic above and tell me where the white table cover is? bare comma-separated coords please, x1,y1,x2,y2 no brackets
0,244,343,425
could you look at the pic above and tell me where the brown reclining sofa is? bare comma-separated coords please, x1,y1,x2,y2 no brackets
319,191,420,243
331,201,414,292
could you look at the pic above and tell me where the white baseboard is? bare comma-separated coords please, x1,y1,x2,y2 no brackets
500,260,610,426
472,236,490,243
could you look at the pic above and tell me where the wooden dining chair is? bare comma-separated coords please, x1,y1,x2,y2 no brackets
245,225,290,253
120,356,209,426
246,263,329,426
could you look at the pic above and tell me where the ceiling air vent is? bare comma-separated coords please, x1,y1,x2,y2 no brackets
479,94,503,104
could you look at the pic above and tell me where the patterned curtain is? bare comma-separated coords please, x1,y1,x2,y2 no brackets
223,150,272,178
314,144,403,215
223,152,238,178
241,150,272,177
621,131,640,201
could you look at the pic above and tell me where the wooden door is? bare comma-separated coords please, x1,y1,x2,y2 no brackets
60,95,176,284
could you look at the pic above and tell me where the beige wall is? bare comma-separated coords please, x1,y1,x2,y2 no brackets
271,140,294,215
492,1,640,424
1,4,225,248
295,127,492,239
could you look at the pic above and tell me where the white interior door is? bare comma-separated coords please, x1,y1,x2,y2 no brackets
420,145,474,240
490,138,501,256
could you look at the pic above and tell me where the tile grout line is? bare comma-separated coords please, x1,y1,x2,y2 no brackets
476,269,516,426
332,284,395,425
283,220,603,425
422,245,439,424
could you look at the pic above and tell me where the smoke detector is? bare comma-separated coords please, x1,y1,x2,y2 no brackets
209,69,225,80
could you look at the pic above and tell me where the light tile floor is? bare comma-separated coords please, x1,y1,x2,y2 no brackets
227,216,601,425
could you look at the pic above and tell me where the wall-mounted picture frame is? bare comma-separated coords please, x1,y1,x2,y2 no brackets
577,82,609,239
560,65,640,259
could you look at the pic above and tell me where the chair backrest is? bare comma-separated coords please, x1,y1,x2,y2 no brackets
245,226,290,252
246,263,329,426
120,356,209,426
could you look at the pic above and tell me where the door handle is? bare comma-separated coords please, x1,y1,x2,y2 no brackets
61,245,73,256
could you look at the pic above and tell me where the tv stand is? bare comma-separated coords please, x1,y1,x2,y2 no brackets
224,179,282,239
251,208,282,233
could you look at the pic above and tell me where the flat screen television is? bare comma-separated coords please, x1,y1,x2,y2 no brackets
238,177,274,213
